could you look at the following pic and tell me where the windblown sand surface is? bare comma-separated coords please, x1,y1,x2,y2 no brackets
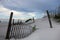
0,17,60,40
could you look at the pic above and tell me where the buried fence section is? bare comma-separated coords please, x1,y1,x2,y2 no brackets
5,12,34,39
9,25,33,39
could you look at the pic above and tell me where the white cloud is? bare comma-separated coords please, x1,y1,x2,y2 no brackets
0,6,24,19
0,6,10,14
0,5,45,20
28,12,36,17
0,6,37,20
0,6,24,16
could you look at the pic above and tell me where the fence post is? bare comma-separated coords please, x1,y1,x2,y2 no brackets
33,17,35,23
5,12,13,39
13,19,14,25
46,10,53,28
18,19,19,25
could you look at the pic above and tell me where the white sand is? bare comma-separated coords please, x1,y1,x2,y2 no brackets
0,17,60,40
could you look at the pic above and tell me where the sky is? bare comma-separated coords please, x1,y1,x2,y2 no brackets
0,0,59,20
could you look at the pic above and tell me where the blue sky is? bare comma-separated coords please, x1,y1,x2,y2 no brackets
0,0,59,20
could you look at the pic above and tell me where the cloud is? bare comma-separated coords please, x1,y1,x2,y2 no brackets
0,6,43,20
0,6,24,16
28,12,36,17
0,6,11,17
0,0,59,12
0,6,23,19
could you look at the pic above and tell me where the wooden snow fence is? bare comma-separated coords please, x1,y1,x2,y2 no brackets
5,12,35,39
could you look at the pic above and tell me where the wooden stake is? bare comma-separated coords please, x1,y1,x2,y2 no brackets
5,12,13,39
46,10,53,28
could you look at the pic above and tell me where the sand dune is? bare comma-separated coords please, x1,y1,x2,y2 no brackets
0,17,60,40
